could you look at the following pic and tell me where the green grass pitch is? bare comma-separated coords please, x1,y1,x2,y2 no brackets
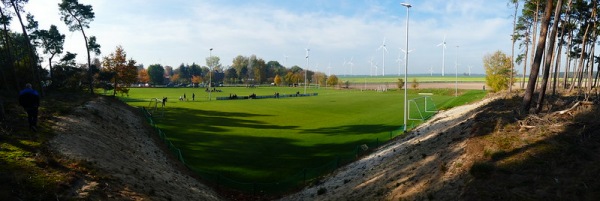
118,86,486,183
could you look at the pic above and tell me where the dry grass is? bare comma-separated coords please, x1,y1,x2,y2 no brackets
464,93,600,200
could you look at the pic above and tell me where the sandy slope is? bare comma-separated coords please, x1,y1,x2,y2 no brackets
49,96,222,201
279,95,499,201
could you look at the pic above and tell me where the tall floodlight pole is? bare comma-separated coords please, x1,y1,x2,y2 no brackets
209,48,213,101
401,2,411,132
305,48,310,94
455,45,459,97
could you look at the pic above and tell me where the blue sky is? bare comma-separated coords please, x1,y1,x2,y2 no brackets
21,0,516,76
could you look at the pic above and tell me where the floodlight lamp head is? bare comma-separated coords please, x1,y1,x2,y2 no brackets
400,3,411,8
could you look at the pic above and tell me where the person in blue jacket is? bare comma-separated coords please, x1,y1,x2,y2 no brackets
19,83,40,132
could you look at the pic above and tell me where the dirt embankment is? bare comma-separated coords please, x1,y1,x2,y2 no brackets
49,96,222,201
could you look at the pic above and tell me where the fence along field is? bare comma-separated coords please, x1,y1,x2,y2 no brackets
119,86,486,194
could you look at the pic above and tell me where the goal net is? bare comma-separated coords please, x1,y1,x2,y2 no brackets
147,98,165,117
407,96,438,121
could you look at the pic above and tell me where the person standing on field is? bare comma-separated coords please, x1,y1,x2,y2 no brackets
19,83,40,132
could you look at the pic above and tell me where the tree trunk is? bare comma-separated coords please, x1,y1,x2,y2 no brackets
0,5,15,92
587,3,597,93
555,0,572,93
552,35,564,95
563,29,573,89
569,24,590,92
535,0,562,113
587,42,595,92
522,0,553,113
510,1,519,92
81,24,93,94
10,0,40,92
529,0,540,89
65,8,94,94
522,32,530,89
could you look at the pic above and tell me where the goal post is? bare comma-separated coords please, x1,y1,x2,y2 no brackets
147,98,165,117
407,95,438,121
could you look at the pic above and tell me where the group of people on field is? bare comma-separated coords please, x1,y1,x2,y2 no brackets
178,93,196,101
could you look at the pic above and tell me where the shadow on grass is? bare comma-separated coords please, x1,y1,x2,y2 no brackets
142,106,393,185
156,107,295,133
300,124,401,135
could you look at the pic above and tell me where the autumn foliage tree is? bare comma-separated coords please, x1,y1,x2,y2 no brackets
484,50,515,92
138,68,149,84
326,74,339,87
397,78,405,89
274,74,282,86
102,46,137,96
191,75,203,86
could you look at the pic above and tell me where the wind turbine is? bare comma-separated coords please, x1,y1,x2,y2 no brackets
429,66,434,76
342,58,347,77
468,65,472,76
399,48,413,76
396,50,403,76
368,57,374,76
347,57,354,76
437,35,447,76
377,37,388,76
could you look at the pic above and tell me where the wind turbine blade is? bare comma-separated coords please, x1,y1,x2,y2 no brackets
437,35,447,48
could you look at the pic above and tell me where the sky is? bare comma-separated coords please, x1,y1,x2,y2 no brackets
20,0,517,76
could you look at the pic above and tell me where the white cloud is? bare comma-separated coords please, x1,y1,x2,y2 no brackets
19,0,514,75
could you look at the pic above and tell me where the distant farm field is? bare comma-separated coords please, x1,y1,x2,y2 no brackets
118,86,486,186
336,75,487,83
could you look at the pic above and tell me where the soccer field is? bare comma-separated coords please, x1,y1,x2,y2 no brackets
119,86,485,192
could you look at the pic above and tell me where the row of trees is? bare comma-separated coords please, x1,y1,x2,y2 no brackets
499,0,600,114
139,54,341,88
0,0,346,98
0,0,102,96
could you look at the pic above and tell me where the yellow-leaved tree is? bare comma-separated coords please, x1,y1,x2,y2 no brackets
484,50,515,92
274,74,282,86
326,74,339,87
